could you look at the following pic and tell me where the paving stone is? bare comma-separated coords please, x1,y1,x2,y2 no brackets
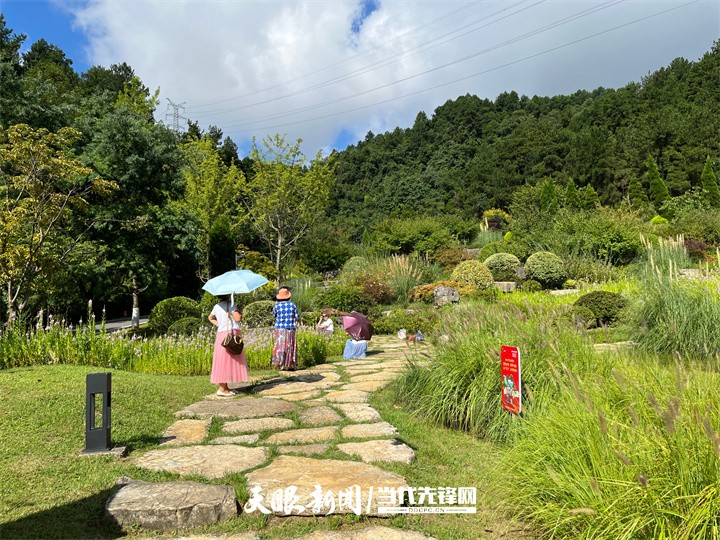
160,419,210,446
341,381,391,392
341,360,380,366
335,403,382,422
303,363,338,372
343,367,383,375
244,456,408,516
350,372,398,382
135,445,269,479
341,422,398,439
323,390,371,403
300,406,343,426
337,439,415,464
266,390,322,401
257,381,332,396
296,526,435,539
176,397,295,419
105,479,236,532
210,434,260,445
223,417,294,433
266,426,338,445
277,443,329,456
151,534,259,540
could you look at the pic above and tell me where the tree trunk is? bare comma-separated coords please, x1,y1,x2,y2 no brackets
131,275,140,329
275,233,283,282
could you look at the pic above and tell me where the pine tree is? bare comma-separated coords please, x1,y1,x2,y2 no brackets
580,184,600,210
539,178,559,214
564,178,581,208
701,155,720,207
627,176,649,208
646,154,670,210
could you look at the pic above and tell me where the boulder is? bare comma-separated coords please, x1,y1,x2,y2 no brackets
433,286,459,307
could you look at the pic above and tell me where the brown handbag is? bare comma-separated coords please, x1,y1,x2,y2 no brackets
221,302,244,354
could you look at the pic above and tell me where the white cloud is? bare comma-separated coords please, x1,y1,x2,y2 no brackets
64,0,718,155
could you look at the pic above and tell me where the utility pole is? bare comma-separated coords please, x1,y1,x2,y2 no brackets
165,98,186,134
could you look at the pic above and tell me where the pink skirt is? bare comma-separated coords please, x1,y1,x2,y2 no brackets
211,329,249,383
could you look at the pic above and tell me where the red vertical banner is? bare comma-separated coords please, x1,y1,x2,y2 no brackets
500,345,521,414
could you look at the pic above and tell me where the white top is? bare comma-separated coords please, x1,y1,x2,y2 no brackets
318,318,334,332
211,302,240,333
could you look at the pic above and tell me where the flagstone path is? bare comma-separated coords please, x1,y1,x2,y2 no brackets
109,336,435,538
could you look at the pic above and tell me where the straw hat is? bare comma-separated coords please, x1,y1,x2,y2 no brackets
276,287,292,300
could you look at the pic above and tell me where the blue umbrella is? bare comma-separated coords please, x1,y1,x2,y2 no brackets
202,269,269,295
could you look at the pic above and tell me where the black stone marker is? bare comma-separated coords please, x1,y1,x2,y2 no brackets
84,372,111,453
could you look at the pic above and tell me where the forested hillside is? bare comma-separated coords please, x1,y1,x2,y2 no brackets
332,42,720,222
1,8,719,321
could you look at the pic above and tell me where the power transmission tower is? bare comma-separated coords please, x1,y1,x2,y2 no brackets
165,98,186,133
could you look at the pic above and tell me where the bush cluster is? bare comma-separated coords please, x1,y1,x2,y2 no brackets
574,291,627,325
524,251,566,289
372,307,439,336
407,280,476,303
167,317,204,336
242,300,276,328
483,252,521,281
319,285,373,314
449,260,494,290
149,297,201,334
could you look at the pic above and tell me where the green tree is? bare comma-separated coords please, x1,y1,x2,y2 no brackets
0,124,116,321
646,154,670,210
564,178,581,208
243,135,335,280
627,176,649,208
580,184,600,210
700,155,720,207
539,178,559,214
0,15,25,127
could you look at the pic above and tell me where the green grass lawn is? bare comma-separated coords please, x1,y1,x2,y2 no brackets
0,364,532,540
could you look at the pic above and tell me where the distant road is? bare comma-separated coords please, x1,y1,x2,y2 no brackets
95,318,149,333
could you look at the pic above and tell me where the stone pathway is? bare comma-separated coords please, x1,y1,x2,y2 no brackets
108,336,436,538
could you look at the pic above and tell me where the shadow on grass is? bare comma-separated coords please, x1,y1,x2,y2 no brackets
0,486,125,539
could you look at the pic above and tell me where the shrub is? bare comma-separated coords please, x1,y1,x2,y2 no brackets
149,297,201,334
574,291,627,325
564,255,623,283
408,281,476,303
478,241,503,261
372,307,439,336
650,215,669,224
525,251,567,289
167,317,204,336
562,279,578,289
434,246,468,268
465,286,500,303
318,285,373,314
483,208,511,231
569,305,596,329
353,271,395,304
450,260,494,290
520,279,542,292
483,253,521,281
242,300,276,328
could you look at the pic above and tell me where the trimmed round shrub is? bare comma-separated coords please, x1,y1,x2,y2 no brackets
450,260,494,290
242,300,276,328
484,253,521,282
372,307,439,336
520,279,542,292
318,285,373,314
149,296,201,334
525,251,567,289
650,215,669,225
478,241,503,261
569,305,597,329
574,291,627,326
300,311,321,327
168,317,204,336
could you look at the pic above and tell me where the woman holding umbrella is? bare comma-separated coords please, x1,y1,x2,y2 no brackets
272,286,300,371
208,294,248,396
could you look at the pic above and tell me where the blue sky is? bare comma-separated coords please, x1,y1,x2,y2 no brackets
1,1,718,155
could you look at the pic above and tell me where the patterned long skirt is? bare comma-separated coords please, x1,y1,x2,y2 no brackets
271,328,297,369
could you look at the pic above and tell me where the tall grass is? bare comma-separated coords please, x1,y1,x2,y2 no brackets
393,301,608,443
501,353,720,539
633,235,720,360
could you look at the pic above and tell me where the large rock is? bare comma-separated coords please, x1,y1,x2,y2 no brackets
433,286,459,307
244,456,408,516
337,439,415,464
176,397,295,419
494,281,516,293
105,479,236,532
135,445,269,479
300,406,343,426
341,422,398,439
